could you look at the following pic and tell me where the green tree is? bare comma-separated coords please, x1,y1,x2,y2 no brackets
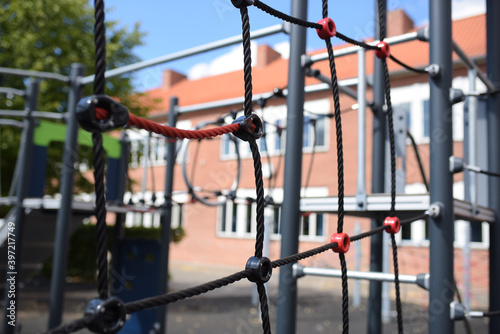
0,0,157,196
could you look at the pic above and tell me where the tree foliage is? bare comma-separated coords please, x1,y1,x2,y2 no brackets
0,0,157,196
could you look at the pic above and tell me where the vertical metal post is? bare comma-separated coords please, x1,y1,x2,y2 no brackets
353,221,362,308
2,80,38,334
276,0,307,333
356,49,367,210
428,0,454,333
464,68,478,311
157,97,178,334
486,1,500,332
48,63,84,329
367,1,386,333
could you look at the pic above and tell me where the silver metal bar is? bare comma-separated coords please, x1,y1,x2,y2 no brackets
0,87,25,97
81,24,286,84
452,41,496,92
0,67,69,83
0,109,66,120
356,49,367,210
468,311,485,318
300,194,495,223
0,119,23,128
150,79,358,118
298,265,418,284
310,31,419,64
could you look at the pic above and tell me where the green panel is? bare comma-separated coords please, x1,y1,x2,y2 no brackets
33,120,121,158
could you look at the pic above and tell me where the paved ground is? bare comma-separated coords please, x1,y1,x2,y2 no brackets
1,262,490,333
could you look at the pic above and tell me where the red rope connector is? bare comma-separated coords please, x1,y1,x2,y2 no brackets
316,18,337,40
384,216,401,234
375,41,390,59
331,233,350,253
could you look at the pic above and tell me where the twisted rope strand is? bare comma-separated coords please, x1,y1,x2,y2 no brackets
383,59,396,217
257,283,272,334
240,6,253,117
95,107,241,139
250,140,266,258
389,55,428,74
92,0,109,300
339,253,349,334
254,0,322,29
125,269,252,314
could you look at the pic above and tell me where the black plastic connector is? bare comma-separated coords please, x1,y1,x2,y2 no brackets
232,114,263,141
245,256,272,283
76,95,129,132
84,297,126,334
231,0,254,8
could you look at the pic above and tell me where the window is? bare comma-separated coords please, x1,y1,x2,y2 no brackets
124,191,185,229
275,119,283,152
303,116,327,149
217,188,327,240
260,122,267,153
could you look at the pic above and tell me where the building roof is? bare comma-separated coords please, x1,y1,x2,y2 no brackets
145,12,486,115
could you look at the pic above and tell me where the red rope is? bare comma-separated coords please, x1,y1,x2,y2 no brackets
95,107,240,139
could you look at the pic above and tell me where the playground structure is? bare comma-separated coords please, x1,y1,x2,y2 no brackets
0,0,499,334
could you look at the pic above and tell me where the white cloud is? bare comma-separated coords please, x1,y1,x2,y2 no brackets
452,0,486,19
187,42,257,79
273,41,290,59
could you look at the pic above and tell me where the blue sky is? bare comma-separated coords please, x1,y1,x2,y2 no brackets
103,0,485,91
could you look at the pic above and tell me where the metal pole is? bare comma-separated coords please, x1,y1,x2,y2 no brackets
276,0,307,333
356,48,367,210
367,0,386,332
48,63,84,329
452,41,496,92
486,1,500,332
0,67,69,83
2,79,38,334
80,24,286,84
353,222,362,308
157,97,178,333
428,0,455,333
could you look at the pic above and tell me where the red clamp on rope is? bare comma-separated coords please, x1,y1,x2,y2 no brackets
231,0,254,8
384,216,401,234
316,18,337,40
375,41,390,59
76,95,129,132
331,233,350,253
232,114,263,141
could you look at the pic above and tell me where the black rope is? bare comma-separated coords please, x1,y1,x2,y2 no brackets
351,224,388,242
257,282,272,334
407,129,429,192
383,59,396,217
253,0,322,29
325,38,345,233
391,233,404,333
335,32,379,51
475,168,500,178
339,253,349,334
47,315,91,334
272,242,338,268
377,0,386,42
250,139,266,258
389,54,428,74
125,269,252,313
92,0,109,300
240,6,253,117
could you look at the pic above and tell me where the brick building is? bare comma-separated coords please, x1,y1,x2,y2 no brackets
125,11,489,307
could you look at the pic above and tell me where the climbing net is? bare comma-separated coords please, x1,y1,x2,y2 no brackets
48,0,438,333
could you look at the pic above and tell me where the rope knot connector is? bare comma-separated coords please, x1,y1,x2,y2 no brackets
231,0,254,8
84,297,126,334
384,216,401,234
232,114,263,141
76,95,129,132
245,256,272,283
375,41,390,59
331,233,350,253
316,18,337,39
